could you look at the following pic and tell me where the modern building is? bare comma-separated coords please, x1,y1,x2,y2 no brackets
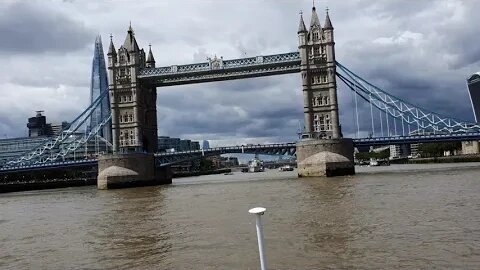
467,72,480,122
462,141,480,155
27,111,70,137
389,144,410,159
0,136,50,164
50,122,70,136
27,111,50,137
89,35,111,142
202,140,210,149
208,156,239,168
157,136,200,152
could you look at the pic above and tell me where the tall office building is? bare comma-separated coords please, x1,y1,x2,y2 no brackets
202,140,210,149
89,35,111,142
467,72,480,122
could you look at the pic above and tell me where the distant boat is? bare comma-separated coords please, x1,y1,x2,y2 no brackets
248,156,264,172
279,165,294,171
369,158,379,166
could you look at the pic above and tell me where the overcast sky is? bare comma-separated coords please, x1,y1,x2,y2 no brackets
0,0,479,146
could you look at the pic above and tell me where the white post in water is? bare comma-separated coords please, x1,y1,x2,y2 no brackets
249,207,267,270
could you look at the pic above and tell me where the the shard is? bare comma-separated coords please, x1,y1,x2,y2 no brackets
467,72,480,122
89,35,111,142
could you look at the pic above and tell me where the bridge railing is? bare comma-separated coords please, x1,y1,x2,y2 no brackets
138,52,300,77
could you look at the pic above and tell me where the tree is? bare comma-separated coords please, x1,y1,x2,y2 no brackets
199,158,214,172
418,142,461,157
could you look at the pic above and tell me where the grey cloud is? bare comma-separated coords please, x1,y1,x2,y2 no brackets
1,0,479,145
0,2,92,54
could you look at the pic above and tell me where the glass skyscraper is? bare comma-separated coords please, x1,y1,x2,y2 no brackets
467,72,480,123
89,35,111,142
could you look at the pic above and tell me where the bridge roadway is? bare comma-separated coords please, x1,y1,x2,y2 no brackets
353,132,480,146
2,132,480,172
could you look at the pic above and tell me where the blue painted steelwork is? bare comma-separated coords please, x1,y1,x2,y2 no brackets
3,90,112,167
2,131,480,172
0,143,297,172
154,143,297,166
5,56,480,173
336,62,480,134
137,52,301,86
0,159,98,173
353,132,480,146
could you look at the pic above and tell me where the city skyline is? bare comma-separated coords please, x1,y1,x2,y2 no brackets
0,1,479,146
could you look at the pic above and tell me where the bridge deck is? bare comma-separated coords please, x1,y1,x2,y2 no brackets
2,133,480,172
137,52,301,86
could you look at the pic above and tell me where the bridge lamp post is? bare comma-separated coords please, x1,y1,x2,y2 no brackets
249,207,268,270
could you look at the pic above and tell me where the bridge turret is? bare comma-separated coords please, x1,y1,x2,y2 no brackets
146,44,155,68
324,9,333,30
107,35,117,66
309,5,321,28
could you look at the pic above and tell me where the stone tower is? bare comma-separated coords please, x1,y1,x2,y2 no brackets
298,6,340,139
296,6,355,178
107,25,158,153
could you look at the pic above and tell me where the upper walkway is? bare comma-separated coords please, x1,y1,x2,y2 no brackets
137,52,301,86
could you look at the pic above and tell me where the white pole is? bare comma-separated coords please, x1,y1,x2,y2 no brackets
249,207,267,270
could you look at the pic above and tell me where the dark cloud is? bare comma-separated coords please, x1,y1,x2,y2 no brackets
0,2,92,54
0,0,479,146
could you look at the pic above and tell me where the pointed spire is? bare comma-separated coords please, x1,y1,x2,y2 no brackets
146,44,155,64
324,8,333,29
108,34,116,55
310,4,321,28
124,23,139,52
298,11,307,33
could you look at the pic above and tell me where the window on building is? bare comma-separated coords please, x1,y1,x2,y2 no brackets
313,31,319,41
129,114,133,122
321,46,326,55
314,47,320,55
322,75,328,83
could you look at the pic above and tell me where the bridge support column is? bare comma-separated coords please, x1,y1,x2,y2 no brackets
296,138,355,177
97,153,171,189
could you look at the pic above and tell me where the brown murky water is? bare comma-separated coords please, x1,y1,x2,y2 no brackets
1,163,480,269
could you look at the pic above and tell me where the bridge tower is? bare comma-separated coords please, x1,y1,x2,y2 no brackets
296,6,355,177
97,25,171,190
107,25,158,154
298,7,340,139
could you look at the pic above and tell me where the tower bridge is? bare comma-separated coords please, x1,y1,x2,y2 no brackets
2,4,480,189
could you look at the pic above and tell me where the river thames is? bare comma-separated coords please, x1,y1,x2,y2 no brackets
1,163,480,269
